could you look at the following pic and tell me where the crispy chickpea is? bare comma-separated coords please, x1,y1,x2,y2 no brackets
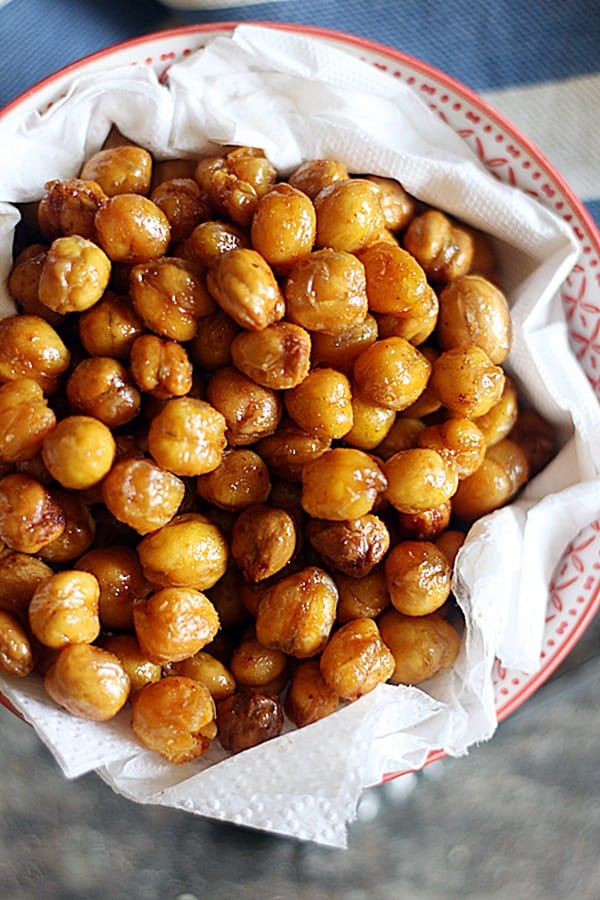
187,220,249,270
255,419,330,482
37,489,96,563
437,274,512,363
474,376,519,446
383,448,459,514
204,565,249,633
129,333,193,399
307,513,390,578
78,291,145,359
229,634,288,691
284,658,340,727
301,447,387,520
451,438,529,523
28,569,100,649
137,512,228,590
0,551,53,622
148,396,226,477
130,256,214,342
375,285,439,346
434,529,466,567
310,313,378,375
37,235,111,314
196,448,270,510
284,247,368,335
37,178,108,240
0,314,70,394
7,244,53,319
373,416,425,459
132,675,216,762
352,337,431,412
133,586,220,664
384,540,451,616
172,650,236,701
230,322,311,390
396,501,452,541
314,178,385,252
366,175,415,232
197,149,277,228
206,366,282,447
509,408,556,475
66,357,141,428
101,633,162,694
378,608,461,684
288,158,349,199
403,209,473,282
102,457,185,535
76,544,150,631
230,504,296,583
429,346,505,419
42,415,116,490
151,158,197,186
0,473,65,553
0,609,34,677
417,417,486,479
95,193,171,264
45,643,130,720
217,688,283,754
344,393,396,451
188,308,241,371
206,247,284,331
255,566,338,658
150,177,212,245
250,183,316,272
359,241,429,316
285,368,353,442
80,145,153,196
319,617,394,700
334,567,390,623
0,378,56,463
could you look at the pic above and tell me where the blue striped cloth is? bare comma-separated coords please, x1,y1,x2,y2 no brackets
0,0,598,227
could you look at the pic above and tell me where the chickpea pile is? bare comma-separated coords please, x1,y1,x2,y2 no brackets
0,137,556,765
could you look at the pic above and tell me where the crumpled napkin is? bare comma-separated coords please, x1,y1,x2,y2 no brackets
1,25,599,848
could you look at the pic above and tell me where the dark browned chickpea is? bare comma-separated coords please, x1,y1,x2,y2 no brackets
0,609,34,677
37,489,96,564
319,617,395,700
417,417,486,479
148,397,226,477
28,569,100,649
508,408,556,476
196,448,270,510
80,145,153,196
198,147,278,228
37,178,108,240
437,274,512,363
254,419,331,482
383,448,459,514
133,586,220,664
365,175,415,232
206,247,284,331
230,322,312,390
310,313,378,375
78,291,145,359
187,220,249,271
284,368,353,442
434,529,466,567
188,308,241,371
353,337,432,411
131,675,216,762
403,209,473,282
102,457,185,535
7,244,57,321
76,544,150,631
378,608,461,684
451,438,529,523
0,378,56,463
396,501,452,541
130,256,214,342
359,241,429,316
229,633,288,692
137,512,229,590
288,158,349,199
217,688,283,754
204,565,249,632
150,177,212,245
375,285,439,346
373,416,425,459
172,650,236,701
307,514,390,578
384,540,451,616
101,633,162,694
429,346,505,419
0,314,70,394
206,366,282,447
45,643,131,720
250,183,316,273
344,393,396,451
0,473,65,553
230,504,297,583
284,659,340,727
474,376,519,447
42,415,116,490
256,566,337,658
37,235,111,314
95,194,171,264
129,333,193,399
314,178,385,252
0,551,53,622
301,447,387,520
284,247,368,335
334,566,390,623
66,357,141,428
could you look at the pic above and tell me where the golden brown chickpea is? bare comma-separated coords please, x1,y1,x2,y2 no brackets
352,337,432,411
437,274,512,364
284,247,368,335
451,437,530,523
129,333,193,399
197,148,278,228
310,313,378,375
130,256,214,342
314,178,386,252
284,658,340,728
372,415,425,459
205,366,282,447
230,322,312,390
403,209,473,282
42,415,116,490
434,529,466,567
378,608,461,684
255,566,338,658
301,447,387,521
188,308,241,371
288,158,349,199
101,633,162,694
0,608,34,677
37,178,108,240
474,376,519,447
229,633,288,692
147,396,226,477
78,291,145,359
28,569,100,649
80,145,153,196
137,512,229,590
417,417,486,479
250,183,316,272
384,540,451,616
37,235,111,314
150,177,212,245
0,378,56,463
133,586,220,664
102,457,185,535
508,408,556,476
217,688,283,754
284,368,353,442
230,504,297,583
0,551,53,622
255,419,331,482
206,247,284,331
0,473,65,553
76,544,150,631
359,241,429,316
66,357,141,428
0,314,70,394
365,175,415,232
375,285,439,346
383,448,459,514
187,220,249,271
319,617,394,700
45,642,131,720
172,650,236,701
7,244,54,320
151,158,197,187
204,565,249,633
344,393,396,451
196,448,270,510
95,193,171,264
334,566,390,623
429,346,505,419
307,513,390,578
396,501,452,541
37,489,96,564
463,225,499,281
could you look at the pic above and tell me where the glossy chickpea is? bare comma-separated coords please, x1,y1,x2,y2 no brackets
378,608,461,684
255,566,338,658
0,551,54,622
255,419,331,482
284,368,353,442
437,274,512,364
0,314,70,394
250,183,316,272
101,633,162,694
80,145,153,196
78,291,145,359
187,220,249,270
474,376,519,447
508,408,555,475
319,617,395,700
403,209,473,282
206,366,282,447
396,501,452,541
42,415,116,490
417,417,486,479
66,357,141,428
310,313,378,375
301,447,387,520
0,609,34,677
172,650,236,701
206,247,284,331
102,457,185,535
352,337,431,412
76,544,150,631
37,235,111,314
188,308,241,371
7,244,54,320
133,586,220,664
451,437,529,523
314,178,386,252
306,513,390,578
229,633,288,692
288,158,349,199
284,659,340,727
429,346,505,419
0,378,56,463
196,448,270,511
129,333,193,399
434,529,466,567
383,448,459,514
137,512,228,590
150,177,212,245
148,397,226,477
151,158,197,187
284,248,368,335
384,540,451,616
198,149,277,228
371,416,425,460
344,392,396,451
37,489,95,564
95,193,171,264
130,256,214,342
45,643,130,720
366,175,415,232
334,567,390,623
28,569,100,649
37,178,108,240
375,285,439,346
359,241,429,316
230,322,312,390
230,504,296,583
0,473,65,553
217,688,283,754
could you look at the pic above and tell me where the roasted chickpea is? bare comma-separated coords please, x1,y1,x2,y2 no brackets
437,274,512,363
396,501,452,541
255,566,338,658
310,313,378,375
353,337,432,411
451,437,529,523
366,175,415,232
230,504,296,583
285,368,353,441
250,183,316,272
384,540,451,617
403,209,473,282
130,256,215,342
133,586,220,664
37,235,111,315
314,178,385,252
255,419,330,482
372,416,425,460
37,178,108,240
129,333,193,399
206,366,282,447
284,248,368,334
334,567,390,623
198,149,277,228
319,617,395,700
137,512,229,590
7,244,54,320
474,376,519,447
508,408,556,475
434,529,466,567
301,447,387,520
359,241,429,316
344,393,396,451
229,633,288,691
284,658,340,727
187,220,249,270
42,415,116,490
28,569,100,649
131,675,216,762
0,378,56,463
429,346,505,419
307,514,390,578
0,314,70,394
102,457,185,534
206,247,284,331
45,642,130,720
37,489,96,563
288,158,349,199
417,417,486,479
375,285,439,346
0,609,34,677
95,193,171,264
230,322,312,390
80,145,153,196
151,158,197,186
383,448,459,514
378,608,461,684
76,544,149,631
150,177,212,245
172,650,236,701
101,633,162,694
0,551,53,622
78,291,145,359
0,473,65,553
148,396,226,477
66,356,141,428
196,448,270,510
217,688,283,754
188,308,241,371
